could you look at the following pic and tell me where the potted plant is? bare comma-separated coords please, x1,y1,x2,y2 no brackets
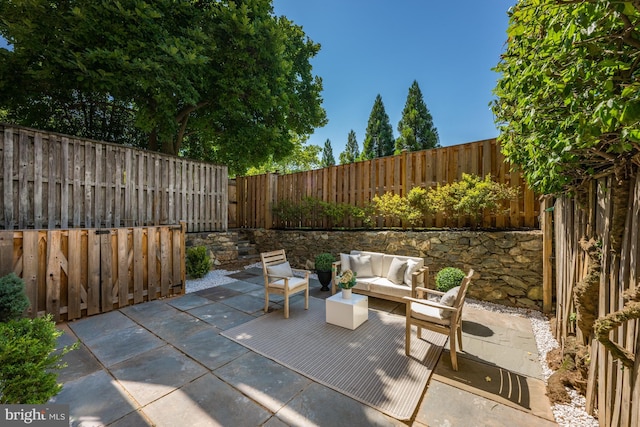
337,269,357,299
314,253,336,291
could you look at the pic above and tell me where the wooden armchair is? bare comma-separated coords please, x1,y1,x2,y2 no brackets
403,269,474,370
260,249,310,318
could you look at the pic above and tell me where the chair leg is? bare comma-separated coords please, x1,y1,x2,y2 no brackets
450,328,458,371
457,323,463,351
264,292,269,314
284,296,289,318
405,320,411,356
304,286,309,310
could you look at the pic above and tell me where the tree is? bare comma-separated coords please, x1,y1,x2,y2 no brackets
362,95,395,159
492,0,640,196
493,0,640,373
339,130,360,164
321,139,335,167
396,80,439,152
0,0,326,175
245,134,321,176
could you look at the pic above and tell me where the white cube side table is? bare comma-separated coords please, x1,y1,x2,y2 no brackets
325,293,368,330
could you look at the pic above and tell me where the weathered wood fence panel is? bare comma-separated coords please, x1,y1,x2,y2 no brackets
553,169,640,427
235,139,539,229
0,224,185,322
0,124,227,232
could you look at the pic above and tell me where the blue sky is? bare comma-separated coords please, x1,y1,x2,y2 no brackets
273,0,515,156
0,1,514,157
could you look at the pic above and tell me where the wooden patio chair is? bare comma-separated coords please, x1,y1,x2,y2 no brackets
260,249,310,318
403,269,474,370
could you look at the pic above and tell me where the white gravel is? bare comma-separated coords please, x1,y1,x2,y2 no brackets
186,268,598,426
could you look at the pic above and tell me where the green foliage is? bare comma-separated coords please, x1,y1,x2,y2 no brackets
0,0,326,175
435,267,466,292
427,174,518,225
493,0,640,194
245,135,321,176
362,94,395,159
314,253,335,271
372,186,430,228
0,315,75,404
272,197,373,229
186,246,211,279
321,139,336,167
396,80,439,152
339,130,360,164
0,273,30,323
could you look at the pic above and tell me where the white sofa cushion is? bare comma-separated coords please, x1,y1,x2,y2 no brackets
340,253,351,271
367,277,412,299
351,251,384,277
404,259,420,286
387,257,408,285
350,254,374,277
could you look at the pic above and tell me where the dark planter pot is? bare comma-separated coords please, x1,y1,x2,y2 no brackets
317,270,332,291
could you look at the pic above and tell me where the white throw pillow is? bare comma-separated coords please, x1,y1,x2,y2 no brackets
404,259,420,286
267,261,294,278
340,253,351,272
349,254,373,278
439,286,460,319
387,257,408,285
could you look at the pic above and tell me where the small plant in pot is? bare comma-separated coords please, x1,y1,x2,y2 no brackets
435,267,466,292
314,253,336,291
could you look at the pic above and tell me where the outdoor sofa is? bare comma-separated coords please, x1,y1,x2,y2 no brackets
331,250,428,303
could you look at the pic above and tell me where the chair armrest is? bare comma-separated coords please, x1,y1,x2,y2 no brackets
410,267,429,297
403,296,458,312
291,268,310,278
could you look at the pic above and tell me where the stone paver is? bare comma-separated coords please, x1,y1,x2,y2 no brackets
51,270,558,427
416,381,557,427
144,374,272,427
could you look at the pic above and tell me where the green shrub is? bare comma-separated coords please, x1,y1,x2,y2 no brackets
373,186,430,227
186,246,212,279
0,315,75,403
435,267,466,292
0,273,30,322
427,174,518,225
314,253,335,271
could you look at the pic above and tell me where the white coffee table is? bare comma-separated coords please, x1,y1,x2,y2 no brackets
325,293,368,330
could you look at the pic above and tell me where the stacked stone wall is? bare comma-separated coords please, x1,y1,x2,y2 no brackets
244,229,544,310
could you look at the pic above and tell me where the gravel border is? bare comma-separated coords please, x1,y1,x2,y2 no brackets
186,267,598,426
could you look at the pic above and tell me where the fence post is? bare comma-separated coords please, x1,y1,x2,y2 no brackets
265,172,278,229
541,195,554,313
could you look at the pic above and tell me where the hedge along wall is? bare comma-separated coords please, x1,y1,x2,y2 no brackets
243,229,544,310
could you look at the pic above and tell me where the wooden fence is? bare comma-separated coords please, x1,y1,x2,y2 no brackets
1,124,228,232
235,138,539,229
553,170,640,427
0,224,186,322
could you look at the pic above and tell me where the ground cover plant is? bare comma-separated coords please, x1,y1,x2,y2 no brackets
0,274,75,403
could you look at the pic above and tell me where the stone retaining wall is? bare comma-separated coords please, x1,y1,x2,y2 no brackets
186,231,238,266
242,229,544,310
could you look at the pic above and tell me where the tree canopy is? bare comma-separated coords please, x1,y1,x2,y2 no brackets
320,139,335,167
0,0,326,175
362,94,395,159
493,0,640,195
340,129,360,164
244,134,320,176
396,80,439,152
